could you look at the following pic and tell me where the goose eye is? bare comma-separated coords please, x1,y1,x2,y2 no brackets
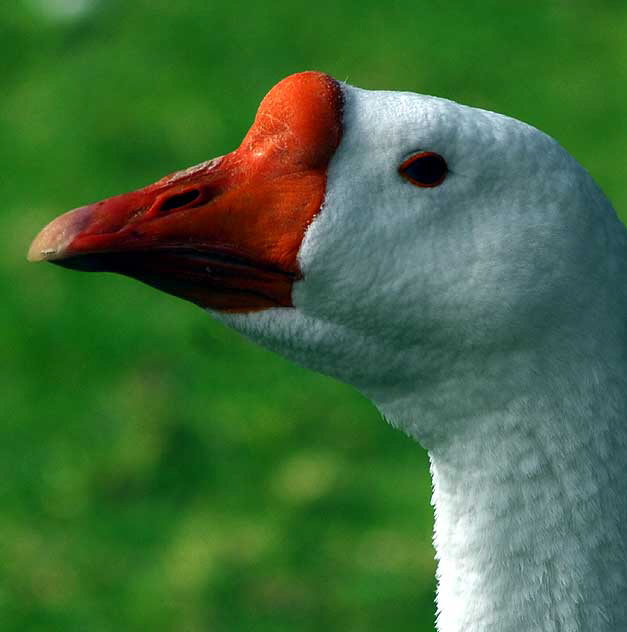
399,152,448,188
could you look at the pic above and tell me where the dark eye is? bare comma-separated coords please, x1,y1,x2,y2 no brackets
399,152,448,188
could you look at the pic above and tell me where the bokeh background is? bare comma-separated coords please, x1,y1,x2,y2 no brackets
3,1,627,630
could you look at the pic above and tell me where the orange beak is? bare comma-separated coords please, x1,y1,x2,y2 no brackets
28,71,343,312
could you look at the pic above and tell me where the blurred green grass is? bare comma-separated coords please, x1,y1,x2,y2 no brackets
2,1,627,630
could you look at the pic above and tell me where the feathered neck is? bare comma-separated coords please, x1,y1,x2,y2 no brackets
375,313,627,631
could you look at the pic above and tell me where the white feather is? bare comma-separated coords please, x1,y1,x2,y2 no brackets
215,81,627,631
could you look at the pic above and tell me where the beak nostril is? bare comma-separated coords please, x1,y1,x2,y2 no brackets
158,189,202,213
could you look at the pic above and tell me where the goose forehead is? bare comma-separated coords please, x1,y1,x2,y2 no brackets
343,84,461,146
337,83,562,172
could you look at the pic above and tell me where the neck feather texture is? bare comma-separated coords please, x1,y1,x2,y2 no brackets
430,374,627,632
375,318,627,632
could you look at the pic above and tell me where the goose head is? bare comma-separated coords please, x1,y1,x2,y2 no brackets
28,71,626,444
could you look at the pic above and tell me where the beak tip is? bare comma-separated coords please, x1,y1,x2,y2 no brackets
26,241,56,262
27,225,64,262
27,204,95,263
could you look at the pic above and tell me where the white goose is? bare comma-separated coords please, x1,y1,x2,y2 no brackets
29,71,627,632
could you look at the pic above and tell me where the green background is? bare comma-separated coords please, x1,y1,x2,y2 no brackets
3,2,627,630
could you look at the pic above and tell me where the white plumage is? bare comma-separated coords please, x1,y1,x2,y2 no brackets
219,82,627,631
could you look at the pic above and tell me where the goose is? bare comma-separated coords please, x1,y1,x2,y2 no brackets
28,71,627,632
